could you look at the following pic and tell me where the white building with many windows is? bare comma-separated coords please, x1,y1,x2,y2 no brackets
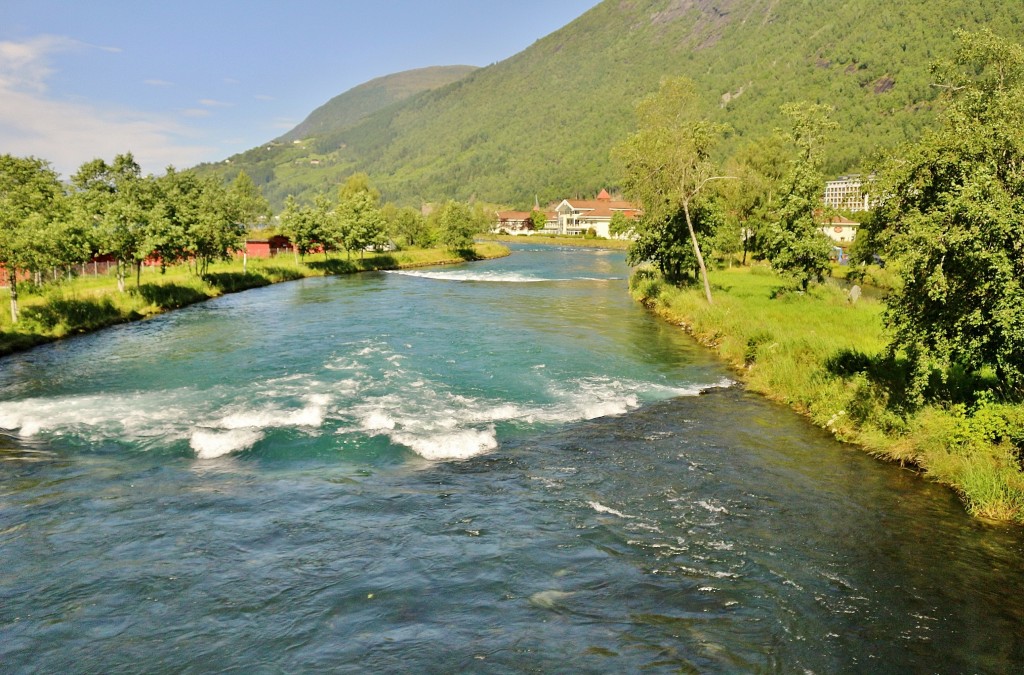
823,175,872,212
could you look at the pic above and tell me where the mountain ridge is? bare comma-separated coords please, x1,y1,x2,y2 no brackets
199,0,1024,209
277,65,479,143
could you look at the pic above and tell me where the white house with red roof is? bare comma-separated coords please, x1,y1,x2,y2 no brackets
818,213,859,244
493,209,554,234
553,189,641,238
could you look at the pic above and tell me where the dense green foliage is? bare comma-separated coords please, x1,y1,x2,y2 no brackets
2,152,268,322
195,0,1024,209
870,30,1024,400
0,155,70,321
431,200,489,253
763,103,837,291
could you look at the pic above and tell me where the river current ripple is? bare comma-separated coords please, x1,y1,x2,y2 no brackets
1,246,1023,672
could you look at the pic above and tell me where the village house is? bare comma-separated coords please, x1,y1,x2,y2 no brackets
818,213,859,244
493,210,552,234
552,190,641,238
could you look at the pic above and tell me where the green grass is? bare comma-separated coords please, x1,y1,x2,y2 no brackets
632,264,1024,523
0,243,509,357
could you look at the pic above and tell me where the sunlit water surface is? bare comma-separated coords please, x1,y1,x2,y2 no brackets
1,246,1022,672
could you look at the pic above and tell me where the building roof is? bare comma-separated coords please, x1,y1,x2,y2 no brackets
559,199,641,219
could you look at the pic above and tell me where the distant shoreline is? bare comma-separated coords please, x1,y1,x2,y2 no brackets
481,234,630,251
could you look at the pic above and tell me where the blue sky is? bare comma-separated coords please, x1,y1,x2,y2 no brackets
0,0,599,178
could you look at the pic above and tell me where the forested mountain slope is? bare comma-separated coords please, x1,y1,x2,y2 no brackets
278,65,479,144
200,0,1024,209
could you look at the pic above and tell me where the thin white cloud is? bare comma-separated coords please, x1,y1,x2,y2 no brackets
144,78,174,87
0,34,79,92
0,34,215,176
199,98,231,108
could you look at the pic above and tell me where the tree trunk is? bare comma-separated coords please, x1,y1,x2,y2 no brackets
135,261,142,288
117,261,126,293
8,268,19,323
683,201,713,305
242,251,248,274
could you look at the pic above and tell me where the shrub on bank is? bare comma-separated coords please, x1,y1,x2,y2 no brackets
631,265,1024,522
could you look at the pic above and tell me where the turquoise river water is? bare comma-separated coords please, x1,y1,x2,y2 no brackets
1,245,1023,673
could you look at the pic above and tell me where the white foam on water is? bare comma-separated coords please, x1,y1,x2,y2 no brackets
341,366,735,462
190,428,264,459
0,378,334,459
529,590,575,609
361,411,396,431
393,426,498,461
388,270,562,283
0,329,735,464
216,395,329,431
0,393,189,443
697,500,730,514
588,501,635,519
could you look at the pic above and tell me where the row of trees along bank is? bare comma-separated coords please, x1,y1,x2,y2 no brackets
1,153,492,326
0,153,270,322
617,30,1024,519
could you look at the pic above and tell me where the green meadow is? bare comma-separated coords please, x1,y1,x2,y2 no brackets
631,265,1024,522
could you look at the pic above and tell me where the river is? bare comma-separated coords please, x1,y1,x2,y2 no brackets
1,244,1022,673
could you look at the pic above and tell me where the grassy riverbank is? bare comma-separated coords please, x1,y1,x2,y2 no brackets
631,265,1024,523
0,243,509,357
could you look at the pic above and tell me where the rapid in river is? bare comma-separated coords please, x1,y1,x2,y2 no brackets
1,244,1022,672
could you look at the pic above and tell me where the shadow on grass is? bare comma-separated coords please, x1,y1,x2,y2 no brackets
825,348,1007,411
826,348,909,396
19,296,130,333
0,328,53,356
257,266,306,283
308,255,400,274
307,259,358,275
201,272,272,294
136,283,210,309
451,248,479,262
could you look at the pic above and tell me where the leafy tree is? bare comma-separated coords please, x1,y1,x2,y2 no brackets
278,195,322,261
384,204,433,248
435,200,478,253
71,153,154,292
227,170,271,233
608,211,633,238
0,154,66,321
192,177,247,275
529,209,548,231
150,167,201,273
871,29,1024,398
335,184,386,258
615,77,732,302
721,135,789,264
764,102,837,291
